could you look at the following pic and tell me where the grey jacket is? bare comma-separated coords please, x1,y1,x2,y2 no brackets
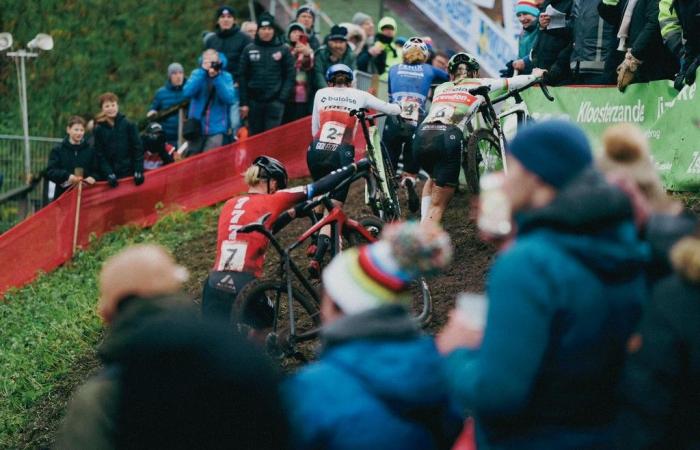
569,0,615,74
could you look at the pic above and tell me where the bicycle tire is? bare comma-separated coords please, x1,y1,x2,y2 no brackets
232,279,320,359
465,129,502,194
411,277,433,328
343,215,384,248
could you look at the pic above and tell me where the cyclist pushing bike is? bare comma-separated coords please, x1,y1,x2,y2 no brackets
413,52,545,225
384,37,449,213
306,63,401,278
202,155,367,323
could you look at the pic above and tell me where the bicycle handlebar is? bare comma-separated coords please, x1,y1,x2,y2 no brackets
489,78,554,105
349,108,387,121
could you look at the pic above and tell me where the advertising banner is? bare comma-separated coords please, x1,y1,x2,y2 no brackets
521,80,700,191
411,0,518,76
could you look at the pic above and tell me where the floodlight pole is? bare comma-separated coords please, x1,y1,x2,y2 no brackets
7,49,38,183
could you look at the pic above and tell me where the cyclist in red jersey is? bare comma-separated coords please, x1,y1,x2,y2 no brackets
306,63,401,277
203,155,367,322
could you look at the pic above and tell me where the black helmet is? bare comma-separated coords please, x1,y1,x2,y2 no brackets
253,155,288,189
448,52,480,75
145,122,164,136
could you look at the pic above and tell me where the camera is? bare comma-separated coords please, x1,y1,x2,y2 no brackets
210,60,223,71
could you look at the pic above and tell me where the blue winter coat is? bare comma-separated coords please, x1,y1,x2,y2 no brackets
149,79,186,146
445,169,650,450
285,305,463,450
183,53,236,137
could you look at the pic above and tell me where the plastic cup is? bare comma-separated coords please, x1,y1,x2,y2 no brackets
455,292,489,331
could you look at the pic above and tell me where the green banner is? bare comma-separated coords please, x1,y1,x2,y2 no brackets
521,79,700,191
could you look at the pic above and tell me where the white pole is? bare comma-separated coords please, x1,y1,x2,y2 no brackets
19,52,31,183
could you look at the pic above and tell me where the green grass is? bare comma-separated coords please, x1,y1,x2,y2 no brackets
0,206,219,448
314,0,418,38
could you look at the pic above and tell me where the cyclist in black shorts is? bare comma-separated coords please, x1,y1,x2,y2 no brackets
413,52,543,224
306,63,400,276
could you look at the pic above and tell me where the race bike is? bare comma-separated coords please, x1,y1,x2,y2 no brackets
463,80,554,193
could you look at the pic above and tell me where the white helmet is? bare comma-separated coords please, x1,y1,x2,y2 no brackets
402,37,429,60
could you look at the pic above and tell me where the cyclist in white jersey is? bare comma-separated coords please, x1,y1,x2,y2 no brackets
413,52,544,225
306,64,401,277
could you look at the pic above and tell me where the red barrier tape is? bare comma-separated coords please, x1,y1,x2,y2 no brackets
0,117,327,297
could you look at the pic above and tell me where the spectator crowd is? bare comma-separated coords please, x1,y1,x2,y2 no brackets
41,2,700,450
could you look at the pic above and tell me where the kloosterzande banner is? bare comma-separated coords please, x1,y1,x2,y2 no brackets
411,0,517,77
521,79,700,191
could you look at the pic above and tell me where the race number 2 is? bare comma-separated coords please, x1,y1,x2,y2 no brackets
218,241,248,271
320,121,346,144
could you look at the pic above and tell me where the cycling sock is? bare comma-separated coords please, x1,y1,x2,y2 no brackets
421,196,431,222
313,235,331,263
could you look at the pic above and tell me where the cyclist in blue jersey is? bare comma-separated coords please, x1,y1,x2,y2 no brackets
384,37,449,213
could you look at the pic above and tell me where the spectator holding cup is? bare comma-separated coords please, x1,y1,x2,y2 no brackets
437,120,649,449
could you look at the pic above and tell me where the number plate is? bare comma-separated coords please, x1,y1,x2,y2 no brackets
400,99,420,122
426,105,455,123
217,240,248,271
320,121,346,144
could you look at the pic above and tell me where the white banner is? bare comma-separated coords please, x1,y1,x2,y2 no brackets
411,0,518,76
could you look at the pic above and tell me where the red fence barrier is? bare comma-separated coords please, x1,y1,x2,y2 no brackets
0,117,322,297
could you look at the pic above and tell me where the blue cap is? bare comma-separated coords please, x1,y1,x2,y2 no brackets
507,119,593,188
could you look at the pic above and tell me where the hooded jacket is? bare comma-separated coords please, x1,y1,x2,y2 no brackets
93,113,144,179
239,33,295,105
445,169,649,450
183,52,236,137
56,294,193,450
148,78,187,145
47,137,97,199
285,305,463,450
616,236,700,450
568,0,615,75
204,25,252,81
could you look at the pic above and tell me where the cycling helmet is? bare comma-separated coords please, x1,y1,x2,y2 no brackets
402,37,430,60
143,122,165,148
253,155,288,189
325,63,354,83
448,52,480,75
145,122,164,136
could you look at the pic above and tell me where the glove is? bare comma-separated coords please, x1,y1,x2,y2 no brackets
355,158,371,171
616,50,642,92
134,171,145,186
675,55,699,90
499,61,514,78
107,174,118,188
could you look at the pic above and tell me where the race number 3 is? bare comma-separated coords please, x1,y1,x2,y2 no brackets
320,121,346,144
218,240,248,271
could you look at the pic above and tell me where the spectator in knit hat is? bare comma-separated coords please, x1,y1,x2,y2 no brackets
501,0,540,76
313,25,356,90
375,16,402,80
295,5,320,50
57,245,192,449
616,230,700,450
438,120,649,449
239,12,295,135
285,221,463,450
597,123,696,283
147,62,187,147
204,5,251,140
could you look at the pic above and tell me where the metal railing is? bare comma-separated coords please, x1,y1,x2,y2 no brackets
0,134,59,232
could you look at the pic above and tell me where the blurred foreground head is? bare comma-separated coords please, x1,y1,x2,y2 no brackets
598,123,679,213
116,314,289,450
98,244,189,323
322,221,452,316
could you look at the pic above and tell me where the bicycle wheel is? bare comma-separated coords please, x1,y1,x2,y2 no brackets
465,129,502,194
233,279,320,361
343,215,384,248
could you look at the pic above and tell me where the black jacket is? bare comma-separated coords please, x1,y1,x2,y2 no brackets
532,0,574,84
674,0,700,57
46,138,98,199
616,270,700,450
239,36,295,105
599,0,679,83
204,26,252,81
93,113,144,179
